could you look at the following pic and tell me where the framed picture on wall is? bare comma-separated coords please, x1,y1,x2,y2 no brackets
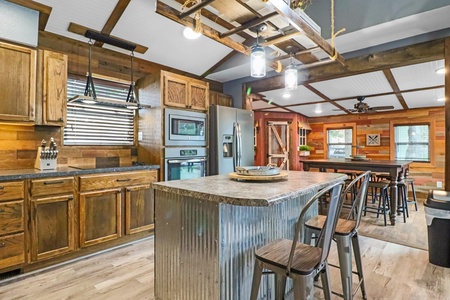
366,134,380,146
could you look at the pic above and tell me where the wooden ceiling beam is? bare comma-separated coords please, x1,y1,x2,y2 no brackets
266,0,345,66
68,22,148,54
6,0,52,31
248,39,445,93
261,30,301,47
383,69,409,109
179,0,216,19
304,83,351,113
94,0,131,48
220,11,278,39
273,46,320,62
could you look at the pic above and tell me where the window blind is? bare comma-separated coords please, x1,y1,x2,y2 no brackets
394,125,429,162
64,76,135,146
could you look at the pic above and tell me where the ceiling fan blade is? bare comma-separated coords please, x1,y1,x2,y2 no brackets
369,106,394,110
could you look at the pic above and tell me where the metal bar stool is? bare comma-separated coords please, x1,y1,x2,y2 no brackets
304,171,371,300
404,177,418,211
363,180,391,226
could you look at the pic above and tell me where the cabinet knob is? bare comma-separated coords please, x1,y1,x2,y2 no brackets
59,117,64,122
0,242,5,248
0,209,4,213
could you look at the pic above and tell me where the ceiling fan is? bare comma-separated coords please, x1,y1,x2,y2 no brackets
337,96,395,113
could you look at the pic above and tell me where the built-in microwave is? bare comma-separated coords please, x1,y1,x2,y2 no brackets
164,108,207,146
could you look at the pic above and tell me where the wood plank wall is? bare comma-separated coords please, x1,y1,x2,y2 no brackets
307,107,445,194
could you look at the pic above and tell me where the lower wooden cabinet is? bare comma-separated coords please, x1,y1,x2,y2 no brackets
30,194,75,262
126,184,154,234
79,188,122,248
0,233,25,269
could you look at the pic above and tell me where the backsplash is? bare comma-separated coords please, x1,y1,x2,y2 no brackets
0,124,137,170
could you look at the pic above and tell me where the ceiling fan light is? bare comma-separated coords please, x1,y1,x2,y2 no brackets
183,27,201,39
250,45,266,78
282,91,291,98
285,65,298,90
435,66,446,74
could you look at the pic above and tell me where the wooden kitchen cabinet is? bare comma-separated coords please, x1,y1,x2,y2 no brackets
210,91,233,107
0,181,26,270
0,42,36,122
162,71,209,111
125,184,154,234
29,177,75,262
36,49,68,126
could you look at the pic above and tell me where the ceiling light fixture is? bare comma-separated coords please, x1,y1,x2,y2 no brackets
81,39,97,104
435,66,446,74
282,92,291,98
249,23,267,78
126,51,141,110
284,46,298,90
183,27,201,39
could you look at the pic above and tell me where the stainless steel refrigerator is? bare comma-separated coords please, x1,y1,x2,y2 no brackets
209,105,254,175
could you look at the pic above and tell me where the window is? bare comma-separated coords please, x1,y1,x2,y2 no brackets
64,75,135,146
394,124,430,162
327,128,353,158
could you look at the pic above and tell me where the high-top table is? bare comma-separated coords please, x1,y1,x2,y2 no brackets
302,158,413,225
151,171,346,300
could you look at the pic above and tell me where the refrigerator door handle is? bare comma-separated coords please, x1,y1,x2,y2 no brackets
233,122,237,171
236,122,242,167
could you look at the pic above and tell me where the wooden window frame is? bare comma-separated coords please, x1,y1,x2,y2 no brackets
389,118,435,168
323,123,357,158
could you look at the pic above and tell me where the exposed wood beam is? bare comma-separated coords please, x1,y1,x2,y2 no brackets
273,47,320,62
261,30,301,47
383,69,409,109
220,12,278,38
266,0,345,66
201,50,237,78
248,39,445,93
155,1,249,55
179,0,216,19
304,83,351,113
445,37,450,191
94,0,131,48
6,0,52,31
67,22,148,54
235,0,280,34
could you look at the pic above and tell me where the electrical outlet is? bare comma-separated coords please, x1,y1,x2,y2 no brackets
138,131,143,141
437,181,443,188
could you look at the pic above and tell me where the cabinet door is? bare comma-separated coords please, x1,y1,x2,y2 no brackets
217,93,232,107
189,82,209,111
43,50,68,126
125,184,154,234
0,42,36,122
80,189,122,248
164,74,188,108
0,233,25,269
30,195,75,262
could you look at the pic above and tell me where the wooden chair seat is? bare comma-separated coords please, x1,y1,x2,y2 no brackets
305,215,356,236
368,181,389,189
255,238,322,275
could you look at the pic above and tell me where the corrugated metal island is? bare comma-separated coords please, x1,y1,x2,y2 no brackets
152,171,346,300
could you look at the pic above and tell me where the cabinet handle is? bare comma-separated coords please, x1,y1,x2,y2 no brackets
44,181,64,185
58,117,64,122
0,209,4,213
68,195,74,200
0,243,5,248
116,178,131,182
0,186,3,190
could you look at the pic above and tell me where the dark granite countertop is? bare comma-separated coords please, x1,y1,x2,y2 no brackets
0,165,160,181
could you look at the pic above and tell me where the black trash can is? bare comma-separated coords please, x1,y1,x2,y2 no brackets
424,190,450,267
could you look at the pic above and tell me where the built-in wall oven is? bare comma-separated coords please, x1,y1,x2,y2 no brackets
164,147,207,181
164,108,207,146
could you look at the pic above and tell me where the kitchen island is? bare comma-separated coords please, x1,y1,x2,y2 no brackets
152,171,346,300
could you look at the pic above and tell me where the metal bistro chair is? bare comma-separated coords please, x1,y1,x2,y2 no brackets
250,181,345,300
305,171,371,300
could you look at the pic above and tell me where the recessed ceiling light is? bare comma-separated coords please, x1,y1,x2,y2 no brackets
282,92,291,98
183,27,201,39
437,97,446,102
314,109,322,114
435,67,446,74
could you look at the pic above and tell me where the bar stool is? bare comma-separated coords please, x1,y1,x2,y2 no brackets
304,171,371,300
250,181,345,300
396,181,409,223
404,177,418,211
363,180,391,226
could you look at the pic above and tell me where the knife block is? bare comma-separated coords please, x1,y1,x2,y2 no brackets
34,147,57,171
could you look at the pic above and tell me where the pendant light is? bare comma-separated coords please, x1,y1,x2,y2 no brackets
249,23,267,78
81,39,97,104
126,51,140,110
285,46,298,90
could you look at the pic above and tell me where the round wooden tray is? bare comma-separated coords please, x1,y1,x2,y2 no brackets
229,171,288,181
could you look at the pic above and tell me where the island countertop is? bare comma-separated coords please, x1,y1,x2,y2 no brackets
152,171,346,206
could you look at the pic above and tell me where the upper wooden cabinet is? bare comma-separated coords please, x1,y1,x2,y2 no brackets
36,50,68,126
0,42,36,122
162,71,209,111
210,91,233,107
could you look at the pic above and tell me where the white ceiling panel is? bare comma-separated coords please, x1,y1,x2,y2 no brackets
310,71,393,99
252,100,276,110
260,107,290,112
336,94,403,111
402,88,445,109
289,102,347,118
261,85,324,106
391,60,445,91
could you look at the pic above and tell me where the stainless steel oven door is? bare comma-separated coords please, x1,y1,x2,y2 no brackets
165,157,207,181
165,108,207,146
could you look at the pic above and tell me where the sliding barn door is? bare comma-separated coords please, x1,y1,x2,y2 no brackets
267,121,290,170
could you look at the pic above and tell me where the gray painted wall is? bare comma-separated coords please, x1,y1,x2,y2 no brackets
0,0,38,47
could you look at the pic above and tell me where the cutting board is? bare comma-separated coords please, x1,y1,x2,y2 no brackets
229,171,288,181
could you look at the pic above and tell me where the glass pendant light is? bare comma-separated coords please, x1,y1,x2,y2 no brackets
285,48,298,90
250,23,267,78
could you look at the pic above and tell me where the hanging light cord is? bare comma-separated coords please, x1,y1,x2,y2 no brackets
130,50,134,85
329,0,345,60
182,0,203,33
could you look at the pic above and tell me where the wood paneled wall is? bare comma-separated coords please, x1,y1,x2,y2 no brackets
307,107,445,194
0,124,137,170
254,111,309,171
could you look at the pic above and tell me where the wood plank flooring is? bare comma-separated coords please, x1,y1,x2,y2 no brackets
1,234,449,299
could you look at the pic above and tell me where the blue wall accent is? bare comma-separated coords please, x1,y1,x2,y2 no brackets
0,0,38,47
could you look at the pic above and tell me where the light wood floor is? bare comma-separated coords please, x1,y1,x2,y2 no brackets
1,234,449,300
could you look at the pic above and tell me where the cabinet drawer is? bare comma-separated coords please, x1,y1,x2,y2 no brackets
0,232,25,269
0,201,24,235
0,181,24,202
30,177,74,198
79,170,157,192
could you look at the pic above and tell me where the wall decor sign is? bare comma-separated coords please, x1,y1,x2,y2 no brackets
366,134,380,146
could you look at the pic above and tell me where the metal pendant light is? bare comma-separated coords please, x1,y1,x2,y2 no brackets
126,51,140,110
285,47,298,90
81,39,97,104
250,23,267,78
